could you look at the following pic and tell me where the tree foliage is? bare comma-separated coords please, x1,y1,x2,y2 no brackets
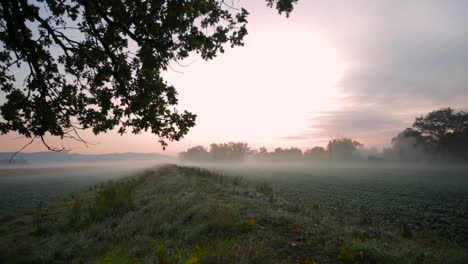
179,142,251,162
326,137,362,161
0,0,297,150
392,108,468,161
304,146,326,161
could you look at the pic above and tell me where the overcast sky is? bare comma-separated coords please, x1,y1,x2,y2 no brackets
1,0,467,154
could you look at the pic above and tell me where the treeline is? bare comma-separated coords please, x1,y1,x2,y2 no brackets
179,138,365,163
179,108,468,163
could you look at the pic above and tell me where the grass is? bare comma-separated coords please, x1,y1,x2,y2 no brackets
0,164,467,263
206,163,468,246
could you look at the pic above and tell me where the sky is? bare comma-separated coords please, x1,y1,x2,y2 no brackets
1,0,468,155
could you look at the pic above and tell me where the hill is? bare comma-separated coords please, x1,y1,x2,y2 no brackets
0,165,466,263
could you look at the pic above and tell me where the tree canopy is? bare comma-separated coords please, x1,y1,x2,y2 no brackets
392,108,468,161
0,0,297,150
326,138,362,161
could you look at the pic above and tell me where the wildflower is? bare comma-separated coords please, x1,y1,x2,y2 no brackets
247,218,256,225
186,256,199,264
194,244,201,252
337,246,354,262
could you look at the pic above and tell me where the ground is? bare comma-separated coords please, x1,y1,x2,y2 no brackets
0,164,466,263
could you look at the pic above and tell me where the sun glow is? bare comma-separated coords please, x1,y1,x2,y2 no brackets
164,26,346,147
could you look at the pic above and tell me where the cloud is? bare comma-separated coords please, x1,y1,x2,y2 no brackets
282,0,468,146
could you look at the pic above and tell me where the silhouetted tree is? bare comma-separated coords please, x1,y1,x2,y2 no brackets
179,145,210,162
263,147,302,161
326,138,362,161
392,108,468,161
304,146,327,161
0,0,297,150
229,142,251,161
209,142,250,162
413,108,466,141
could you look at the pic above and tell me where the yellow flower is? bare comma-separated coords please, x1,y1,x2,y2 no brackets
194,244,201,252
337,246,353,261
247,218,256,225
186,256,199,264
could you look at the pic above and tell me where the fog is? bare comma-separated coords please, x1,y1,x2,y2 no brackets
0,158,174,211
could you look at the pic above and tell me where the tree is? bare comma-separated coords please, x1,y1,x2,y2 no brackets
304,146,326,161
209,142,250,162
392,108,468,161
179,145,210,162
413,108,466,141
391,128,428,162
326,138,362,161
0,0,297,150
263,147,302,161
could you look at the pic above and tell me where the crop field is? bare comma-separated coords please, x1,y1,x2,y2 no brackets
206,163,468,245
1,162,467,247
0,161,158,211
2,164,467,263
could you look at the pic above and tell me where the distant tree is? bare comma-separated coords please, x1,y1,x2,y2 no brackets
0,0,297,151
251,147,269,161
326,138,362,161
209,143,230,161
228,142,251,161
304,146,327,161
266,147,302,161
209,142,251,162
179,145,209,162
391,128,429,162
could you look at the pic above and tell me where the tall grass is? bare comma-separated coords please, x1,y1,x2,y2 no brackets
67,176,144,228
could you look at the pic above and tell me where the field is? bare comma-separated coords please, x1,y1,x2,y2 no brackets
0,163,467,263
0,161,165,211
206,163,468,246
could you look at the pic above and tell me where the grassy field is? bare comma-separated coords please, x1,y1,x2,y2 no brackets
1,164,467,263
206,163,468,247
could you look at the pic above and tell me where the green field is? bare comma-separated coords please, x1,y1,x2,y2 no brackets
207,163,468,246
1,164,467,263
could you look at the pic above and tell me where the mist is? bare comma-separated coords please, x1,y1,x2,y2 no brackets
0,156,175,211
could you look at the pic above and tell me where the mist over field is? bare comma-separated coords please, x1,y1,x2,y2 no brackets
0,156,174,211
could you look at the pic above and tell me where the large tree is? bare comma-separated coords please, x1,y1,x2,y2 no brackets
392,108,468,161
0,0,297,150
